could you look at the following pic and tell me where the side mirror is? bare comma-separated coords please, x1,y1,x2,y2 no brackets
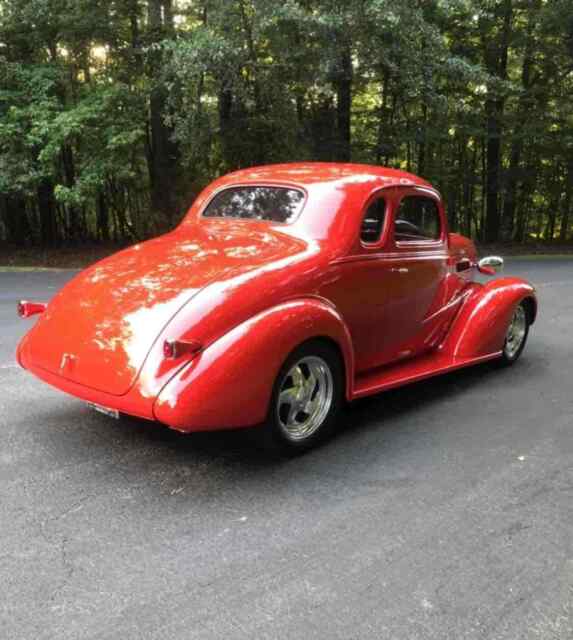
478,256,504,275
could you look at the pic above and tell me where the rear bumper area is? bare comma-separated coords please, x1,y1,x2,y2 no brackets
21,360,156,422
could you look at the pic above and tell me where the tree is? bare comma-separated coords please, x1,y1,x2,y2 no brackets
0,0,571,247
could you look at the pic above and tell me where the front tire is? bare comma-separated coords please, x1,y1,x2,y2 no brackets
498,301,529,366
262,341,344,453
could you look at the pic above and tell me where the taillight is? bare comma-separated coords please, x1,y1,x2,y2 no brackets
163,340,176,359
17,301,47,318
163,339,202,360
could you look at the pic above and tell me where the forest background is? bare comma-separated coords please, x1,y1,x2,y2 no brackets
1,0,572,262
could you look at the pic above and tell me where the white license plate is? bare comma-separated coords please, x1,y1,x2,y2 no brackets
87,402,120,419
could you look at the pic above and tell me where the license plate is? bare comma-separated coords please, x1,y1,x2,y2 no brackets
87,402,120,419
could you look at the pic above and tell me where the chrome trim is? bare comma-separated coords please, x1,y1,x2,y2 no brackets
277,355,334,442
478,256,504,273
331,251,449,265
504,304,527,359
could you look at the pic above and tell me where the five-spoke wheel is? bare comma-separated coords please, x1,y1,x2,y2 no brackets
277,356,334,442
499,301,530,365
264,341,343,452
262,301,531,452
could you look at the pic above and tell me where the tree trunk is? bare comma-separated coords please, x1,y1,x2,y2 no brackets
560,157,572,241
96,191,110,242
502,0,539,241
0,194,30,245
128,0,142,74
335,42,352,162
37,179,57,246
218,82,235,167
376,71,389,165
484,99,503,242
417,102,427,175
163,0,174,29
482,0,513,242
60,145,80,240
147,0,179,224
515,147,537,242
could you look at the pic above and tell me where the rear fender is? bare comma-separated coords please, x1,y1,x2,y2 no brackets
153,298,354,432
441,277,537,359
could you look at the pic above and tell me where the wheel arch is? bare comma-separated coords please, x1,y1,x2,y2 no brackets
288,335,348,397
441,277,537,359
522,295,537,325
152,298,354,432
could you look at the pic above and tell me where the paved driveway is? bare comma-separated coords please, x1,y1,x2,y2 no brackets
1,259,572,639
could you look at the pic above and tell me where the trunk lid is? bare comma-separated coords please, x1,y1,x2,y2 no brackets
26,223,305,395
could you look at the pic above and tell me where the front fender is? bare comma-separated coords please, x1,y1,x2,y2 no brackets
153,298,354,432
441,277,537,359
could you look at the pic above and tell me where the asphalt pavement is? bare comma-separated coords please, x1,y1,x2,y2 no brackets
0,259,572,639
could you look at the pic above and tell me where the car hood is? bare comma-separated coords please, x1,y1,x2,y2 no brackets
23,223,306,396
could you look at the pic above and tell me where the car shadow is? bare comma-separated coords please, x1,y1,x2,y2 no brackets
39,355,539,489
110,360,502,462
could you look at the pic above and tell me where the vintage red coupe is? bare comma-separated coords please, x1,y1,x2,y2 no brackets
17,163,536,451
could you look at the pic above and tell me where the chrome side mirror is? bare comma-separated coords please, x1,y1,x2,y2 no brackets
478,256,504,275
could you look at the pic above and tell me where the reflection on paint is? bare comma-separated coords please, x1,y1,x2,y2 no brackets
26,222,308,396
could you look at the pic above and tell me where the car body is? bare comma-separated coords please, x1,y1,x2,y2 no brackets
17,163,537,450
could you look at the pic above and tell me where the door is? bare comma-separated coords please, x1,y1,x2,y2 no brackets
323,187,451,373
386,187,451,359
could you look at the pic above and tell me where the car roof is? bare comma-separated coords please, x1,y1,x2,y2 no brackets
223,162,433,190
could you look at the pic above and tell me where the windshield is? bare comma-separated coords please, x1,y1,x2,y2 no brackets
202,186,305,224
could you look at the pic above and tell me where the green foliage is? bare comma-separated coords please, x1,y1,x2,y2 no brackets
0,0,572,245
0,62,61,193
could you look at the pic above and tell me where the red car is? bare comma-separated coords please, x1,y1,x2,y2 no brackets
17,163,536,452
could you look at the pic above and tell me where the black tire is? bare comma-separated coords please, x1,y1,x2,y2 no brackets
497,301,530,367
258,340,344,454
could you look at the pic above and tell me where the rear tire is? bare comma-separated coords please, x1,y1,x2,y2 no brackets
497,301,529,367
260,341,344,454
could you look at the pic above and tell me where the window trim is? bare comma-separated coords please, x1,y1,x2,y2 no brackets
358,192,390,250
360,196,388,247
199,183,308,225
393,190,445,247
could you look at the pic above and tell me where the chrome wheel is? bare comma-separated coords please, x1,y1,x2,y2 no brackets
504,304,527,360
277,356,334,442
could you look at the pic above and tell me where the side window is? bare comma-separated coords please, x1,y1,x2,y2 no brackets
395,196,441,242
360,198,386,244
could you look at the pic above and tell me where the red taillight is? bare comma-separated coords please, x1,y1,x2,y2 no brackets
163,339,202,359
17,301,47,318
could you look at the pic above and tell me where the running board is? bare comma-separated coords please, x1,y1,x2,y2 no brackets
352,351,501,400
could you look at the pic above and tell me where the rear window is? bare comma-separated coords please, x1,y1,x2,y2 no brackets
203,186,305,224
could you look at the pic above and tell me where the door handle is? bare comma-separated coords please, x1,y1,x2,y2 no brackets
390,267,409,274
